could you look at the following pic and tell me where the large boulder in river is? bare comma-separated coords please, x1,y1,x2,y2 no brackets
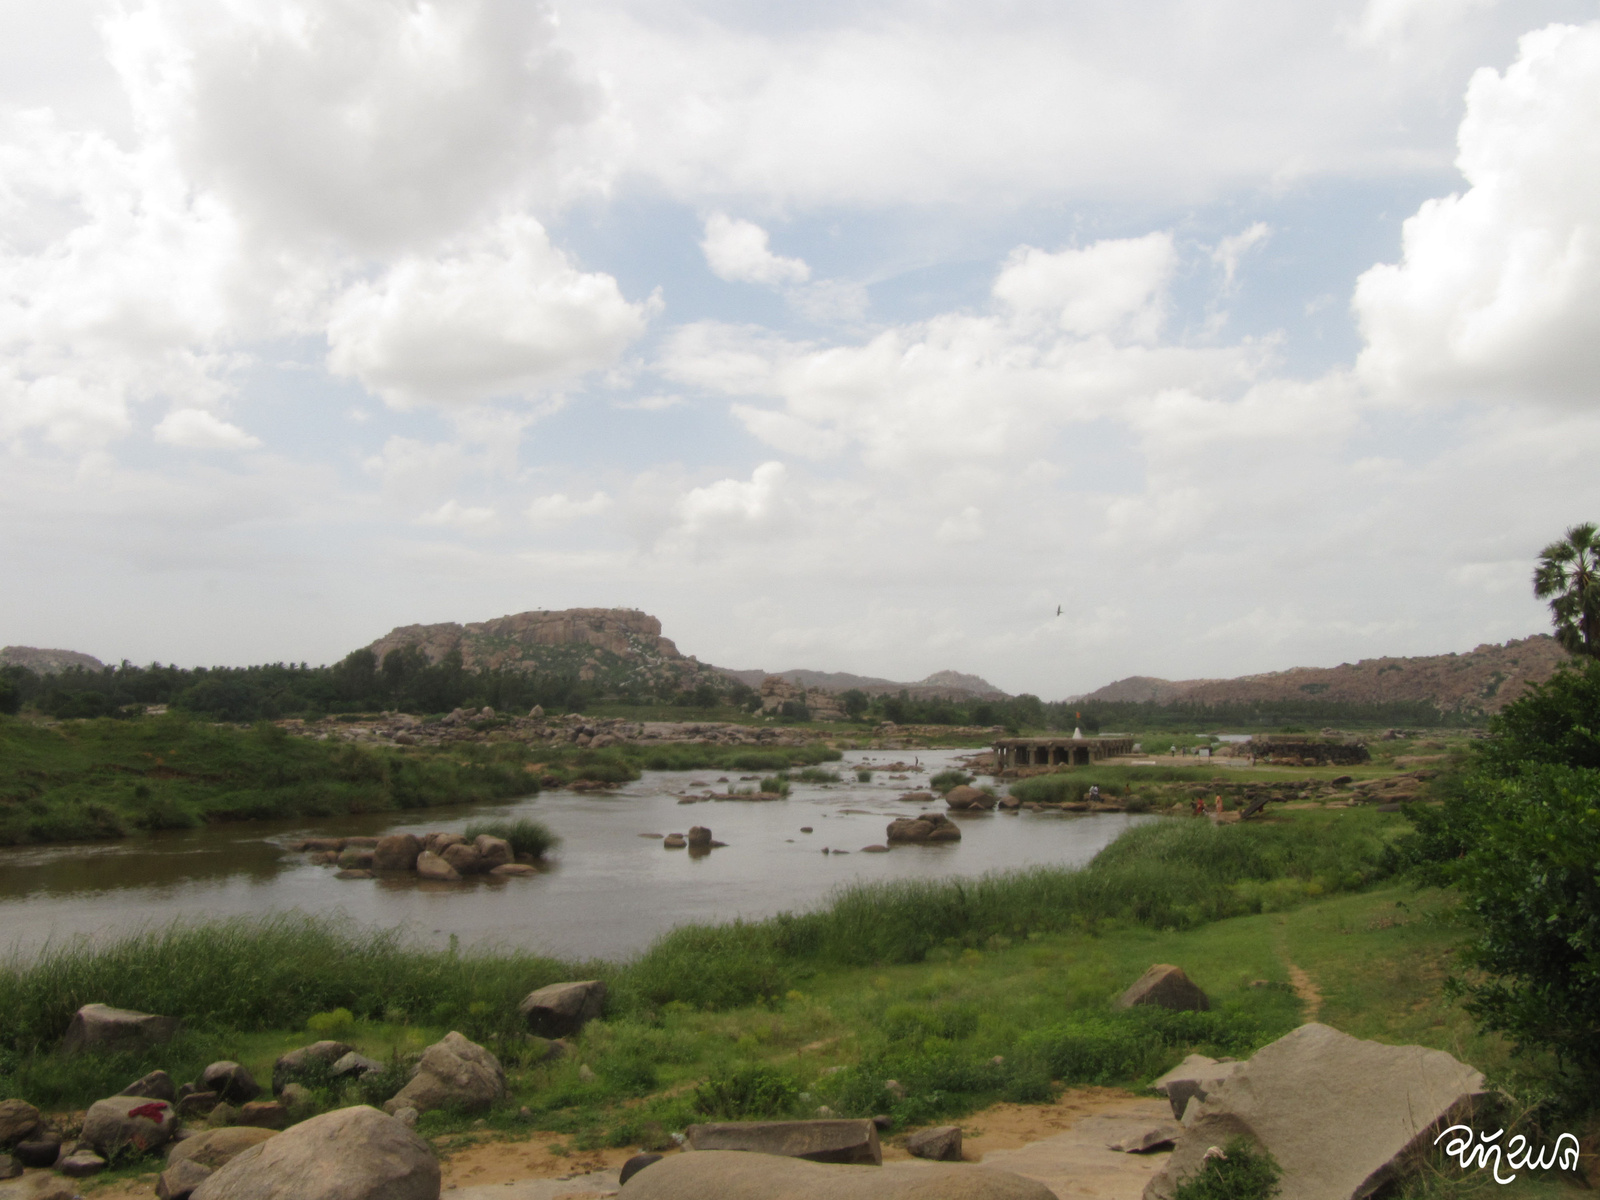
414,852,460,881
372,834,422,872
60,1003,178,1055
472,836,512,870
191,1105,438,1200
1115,965,1209,1012
944,786,995,811
519,981,608,1037
440,843,486,875
272,1042,353,1095
1143,1023,1488,1200
886,814,961,844
82,1094,177,1158
381,1032,504,1116
616,1151,1054,1199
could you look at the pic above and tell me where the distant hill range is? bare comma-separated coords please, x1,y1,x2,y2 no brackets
0,646,105,674
1073,634,1569,715
713,666,1008,701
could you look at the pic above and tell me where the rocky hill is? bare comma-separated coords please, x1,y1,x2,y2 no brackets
1076,634,1570,715
0,646,105,674
364,609,721,692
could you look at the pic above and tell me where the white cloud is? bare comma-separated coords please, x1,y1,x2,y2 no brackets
993,234,1175,340
153,407,261,451
700,213,811,286
326,216,657,407
527,492,612,525
1354,22,1600,402
1213,222,1272,290
673,461,788,538
417,499,497,529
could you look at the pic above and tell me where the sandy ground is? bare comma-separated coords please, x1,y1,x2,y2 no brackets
59,1086,1174,1200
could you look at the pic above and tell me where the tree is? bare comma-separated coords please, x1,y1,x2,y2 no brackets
839,688,869,718
1534,522,1600,658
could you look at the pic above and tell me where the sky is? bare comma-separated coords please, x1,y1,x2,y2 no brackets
3,0,1600,698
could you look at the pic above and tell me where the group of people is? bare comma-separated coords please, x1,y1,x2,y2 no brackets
1191,795,1225,816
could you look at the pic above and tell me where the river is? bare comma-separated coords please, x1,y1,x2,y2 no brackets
0,748,1150,963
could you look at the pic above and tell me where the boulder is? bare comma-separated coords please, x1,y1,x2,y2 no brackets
190,1105,438,1200
58,1152,106,1178
619,1154,662,1185
202,1063,262,1106
615,1151,1056,1199
178,1093,220,1119
423,833,466,856
944,786,994,811
372,834,423,872
1149,1054,1240,1120
519,981,608,1038
906,1125,963,1161
440,843,485,875
381,1032,504,1116
277,1085,313,1116
60,1003,179,1055
685,1120,882,1165
1115,965,1209,1012
1107,1123,1182,1153
414,852,460,881
897,792,935,804
490,864,537,876
885,814,961,844
0,1173,81,1200
0,1101,41,1147
662,835,686,849
1143,1023,1488,1200
236,1104,287,1131
0,1156,18,1181
686,826,712,848
272,1042,354,1094
120,1070,177,1102
15,1139,63,1168
336,848,375,870
168,1128,279,1172
472,836,512,870
82,1094,178,1158
861,845,890,853
208,1104,238,1126
158,1158,214,1200
331,1053,383,1079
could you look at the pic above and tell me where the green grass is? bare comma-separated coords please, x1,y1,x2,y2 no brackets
462,817,559,859
0,714,540,846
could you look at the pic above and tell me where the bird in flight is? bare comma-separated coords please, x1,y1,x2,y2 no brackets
1055,605,1062,616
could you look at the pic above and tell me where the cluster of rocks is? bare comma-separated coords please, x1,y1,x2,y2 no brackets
885,813,962,844
291,832,539,882
943,785,1023,812
650,826,727,852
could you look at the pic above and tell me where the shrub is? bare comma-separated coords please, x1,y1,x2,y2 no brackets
1172,1137,1281,1200
463,818,559,859
759,776,792,797
693,1064,800,1118
794,767,840,784
856,769,872,783
929,770,973,793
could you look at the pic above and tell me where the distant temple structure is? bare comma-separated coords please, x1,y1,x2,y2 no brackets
992,734,1135,772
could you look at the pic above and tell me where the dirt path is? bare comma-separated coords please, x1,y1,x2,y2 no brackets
1285,961,1323,1022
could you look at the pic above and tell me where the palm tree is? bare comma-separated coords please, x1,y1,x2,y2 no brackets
1534,522,1600,658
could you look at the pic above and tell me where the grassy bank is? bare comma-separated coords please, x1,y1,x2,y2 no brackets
0,715,541,846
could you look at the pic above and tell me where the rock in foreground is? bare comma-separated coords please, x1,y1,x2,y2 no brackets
1115,965,1209,1012
191,1106,438,1200
617,1151,1054,1199
60,1003,178,1055
1143,1023,1487,1200
686,1120,881,1165
82,1094,177,1158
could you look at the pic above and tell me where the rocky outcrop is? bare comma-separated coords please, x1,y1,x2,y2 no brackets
1115,965,1209,1013
615,1151,1054,1199
61,1003,178,1055
190,1106,438,1200
519,981,607,1037
685,1120,882,1165
381,1032,504,1116
0,647,105,675
886,814,962,844
1143,1023,1488,1200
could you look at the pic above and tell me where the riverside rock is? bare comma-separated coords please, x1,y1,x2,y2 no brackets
382,1032,504,1116
1150,1054,1240,1120
1143,1023,1488,1200
82,1095,177,1158
685,1120,881,1165
157,1158,214,1200
686,826,712,848
615,1151,1056,1199
414,852,460,881
1115,965,1209,1012
472,836,512,870
944,786,994,810
202,1063,261,1106
190,1105,439,1200
440,843,485,875
906,1125,963,1161
169,1129,279,1172
61,1003,179,1055
423,833,466,856
272,1042,353,1095
120,1070,177,1102
0,1101,40,1146
519,981,607,1037
886,814,961,844
372,834,422,871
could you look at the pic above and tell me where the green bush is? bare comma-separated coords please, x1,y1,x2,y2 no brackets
1172,1137,1281,1200
759,776,792,797
693,1064,801,1118
463,818,559,859
856,769,872,783
794,767,840,784
929,770,973,793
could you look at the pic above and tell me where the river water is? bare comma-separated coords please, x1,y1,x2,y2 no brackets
0,749,1150,963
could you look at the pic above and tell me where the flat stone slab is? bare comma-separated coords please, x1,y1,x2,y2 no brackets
976,1099,1176,1200
449,1172,620,1200
687,1120,881,1165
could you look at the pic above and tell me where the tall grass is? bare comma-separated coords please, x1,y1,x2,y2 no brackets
1009,764,1232,804
463,818,559,859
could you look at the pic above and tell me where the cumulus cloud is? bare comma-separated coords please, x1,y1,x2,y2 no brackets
153,408,262,451
326,216,657,407
1354,22,1600,401
527,492,613,524
673,461,788,538
417,499,497,529
993,234,1175,340
700,213,811,286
